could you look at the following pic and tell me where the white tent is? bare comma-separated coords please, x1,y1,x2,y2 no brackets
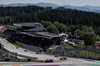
64,39,68,42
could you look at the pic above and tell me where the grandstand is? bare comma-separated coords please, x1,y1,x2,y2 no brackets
0,23,62,50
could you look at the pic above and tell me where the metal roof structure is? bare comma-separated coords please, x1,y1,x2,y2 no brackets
13,22,45,32
2,23,60,39
25,32,60,39
15,31,60,39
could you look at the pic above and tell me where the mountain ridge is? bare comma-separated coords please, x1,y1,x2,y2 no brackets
0,2,100,13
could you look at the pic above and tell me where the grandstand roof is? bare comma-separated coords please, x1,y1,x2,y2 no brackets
13,22,45,31
19,32,60,39
3,23,60,39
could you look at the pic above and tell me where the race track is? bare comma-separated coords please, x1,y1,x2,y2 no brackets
0,37,100,66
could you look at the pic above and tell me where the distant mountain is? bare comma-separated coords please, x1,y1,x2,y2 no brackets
62,5,100,13
0,2,100,13
62,5,90,11
34,2,59,8
0,3,27,7
0,2,59,8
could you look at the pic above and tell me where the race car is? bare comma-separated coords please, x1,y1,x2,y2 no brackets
36,52,41,54
41,59,53,63
54,54,60,57
60,56,67,60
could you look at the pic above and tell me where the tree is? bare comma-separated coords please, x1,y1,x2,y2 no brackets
41,20,52,28
1,6,100,35
0,17,3,24
45,7,52,11
73,34,78,39
74,29,81,38
69,32,73,39
59,23,67,33
96,35,100,41
45,24,59,34
69,25,76,34
55,7,66,10
2,16,12,25
80,26,97,45
54,21,67,33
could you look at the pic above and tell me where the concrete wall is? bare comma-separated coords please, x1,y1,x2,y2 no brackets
16,41,40,52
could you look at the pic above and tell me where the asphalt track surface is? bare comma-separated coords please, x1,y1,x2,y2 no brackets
0,37,100,66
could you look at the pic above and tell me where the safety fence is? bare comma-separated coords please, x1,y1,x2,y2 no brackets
47,46,100,60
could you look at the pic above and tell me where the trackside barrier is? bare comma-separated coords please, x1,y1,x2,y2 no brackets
51,47,100,60
0,58,38,62
16,41,40,52
17,54,38,60
0,49,17,59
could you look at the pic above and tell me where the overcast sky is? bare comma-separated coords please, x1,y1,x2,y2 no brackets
0,0,100,6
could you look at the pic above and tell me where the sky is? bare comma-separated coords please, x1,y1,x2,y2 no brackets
0,0,100,6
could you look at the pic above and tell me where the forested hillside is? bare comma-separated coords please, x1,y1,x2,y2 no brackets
0,5,100,35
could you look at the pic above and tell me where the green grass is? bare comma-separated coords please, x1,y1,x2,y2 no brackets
12,43,20,47
4,38,20,47
0,57,13,59
88,63,100,66
75,44,85,48
4,38,7,40
78,50,100,57
63,45,74,49
34,60,42,62
47,48,50,52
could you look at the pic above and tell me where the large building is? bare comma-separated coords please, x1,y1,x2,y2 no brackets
0,23,62,49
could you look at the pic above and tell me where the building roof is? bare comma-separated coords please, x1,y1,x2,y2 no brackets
13,22,45,31
2,23,60,39
18,32,60,39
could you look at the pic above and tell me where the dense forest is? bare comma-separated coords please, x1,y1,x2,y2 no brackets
0,5,100,35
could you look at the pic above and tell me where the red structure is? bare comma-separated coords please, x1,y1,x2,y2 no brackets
94,43,100,47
